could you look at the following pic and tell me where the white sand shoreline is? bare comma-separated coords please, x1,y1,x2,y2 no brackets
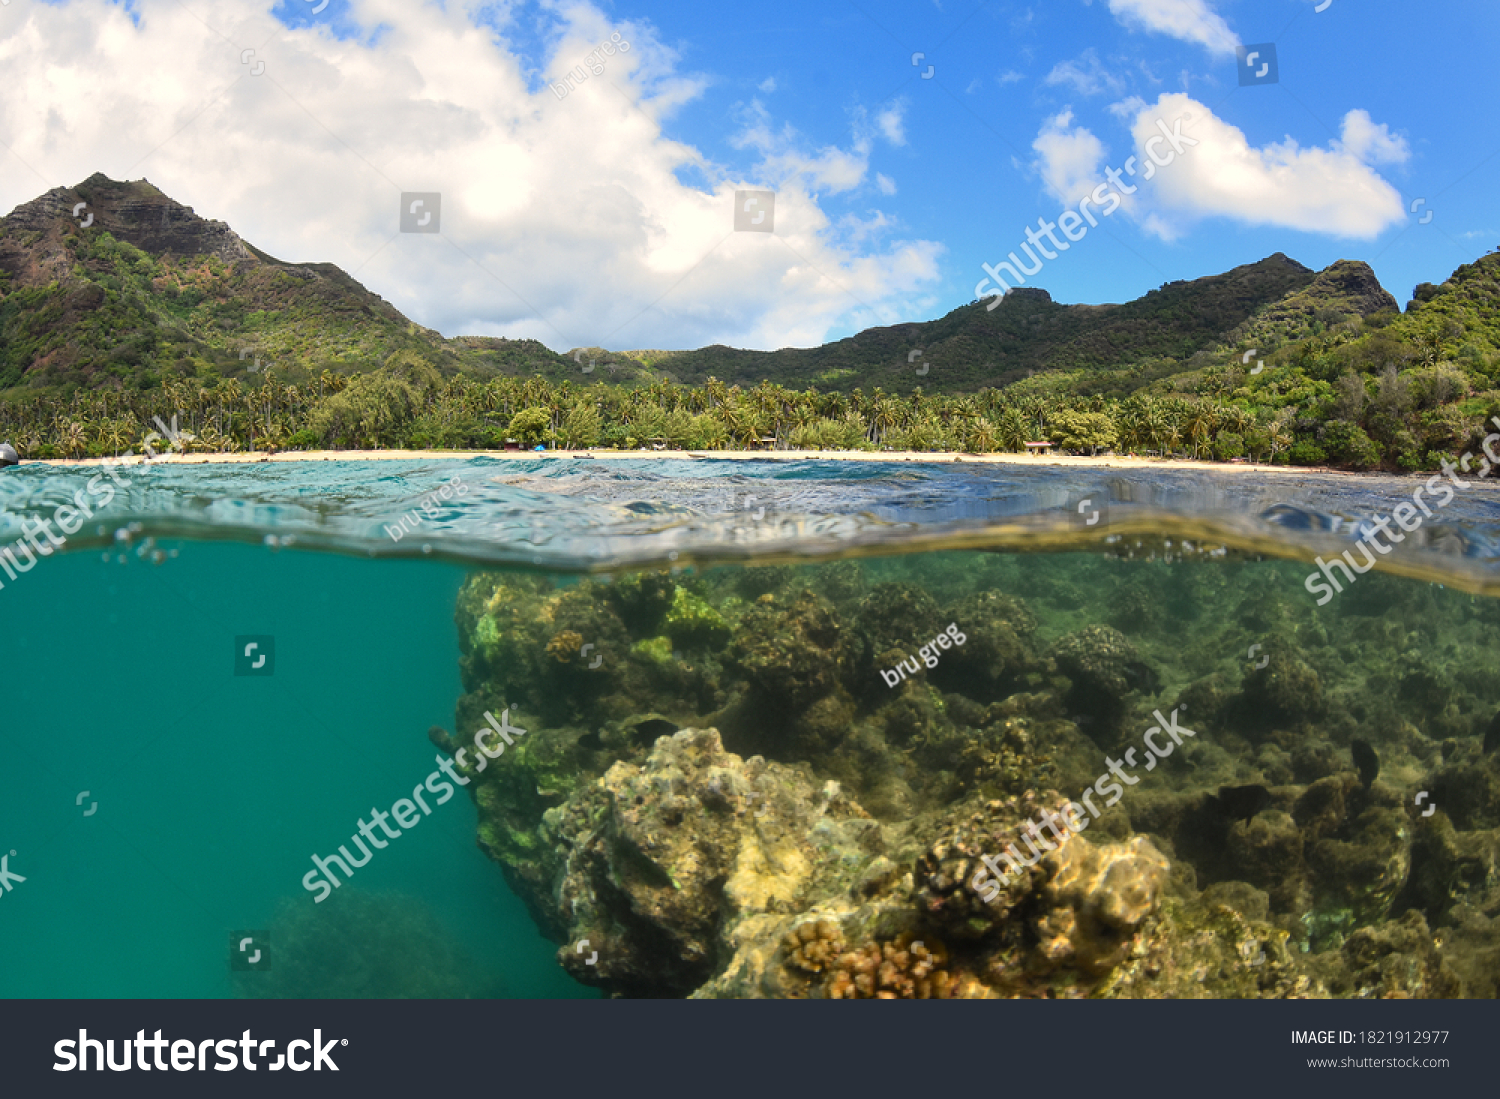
30,447,1369,476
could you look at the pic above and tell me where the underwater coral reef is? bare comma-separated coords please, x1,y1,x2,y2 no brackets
432,547,1500,997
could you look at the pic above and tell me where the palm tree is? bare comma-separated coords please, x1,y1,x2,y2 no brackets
995,406,1028,451
104,419,131,457
1182,405,1216,459
64,421,88,458
1266,408,1296,462
966,417,998,453
723,403,764,449
1136,401,1170,455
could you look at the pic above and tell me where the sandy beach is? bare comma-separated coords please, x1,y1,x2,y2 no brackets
33,447,1354,475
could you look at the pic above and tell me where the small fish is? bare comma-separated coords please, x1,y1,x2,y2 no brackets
628,717,678,744
1210,784,1271,823
1484,712,1500,755
1351,739,1379,789
1123,660,1160,694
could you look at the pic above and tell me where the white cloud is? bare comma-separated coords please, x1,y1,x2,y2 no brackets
1085,0,1239,56
876,103,907,146
758,76,777,93
1026,95,1406,242
875,173,897,195
1044,49,1125,97
730,99,907,193
834,209,896,246
1125,93,1407,239
997,70,1026,85
1030,109,1109,207
1337,109,1410,166
0,0,940,353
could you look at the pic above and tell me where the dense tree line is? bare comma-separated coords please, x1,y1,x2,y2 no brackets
3,342,1497,469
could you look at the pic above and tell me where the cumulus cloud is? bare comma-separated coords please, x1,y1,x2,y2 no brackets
1025,94,1406,241
1125,94,1407,239
1337,109,1411,166
1085,0,1239,56
0,0,939,352
1030,109,1109,207
876,104,907,146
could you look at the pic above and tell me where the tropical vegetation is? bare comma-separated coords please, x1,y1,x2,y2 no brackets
4,175,1500,471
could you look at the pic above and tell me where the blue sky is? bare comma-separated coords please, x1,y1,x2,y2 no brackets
575,0,1496,322
3,0,1497,352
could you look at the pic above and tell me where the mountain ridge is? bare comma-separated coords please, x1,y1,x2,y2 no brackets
0,173,1466,404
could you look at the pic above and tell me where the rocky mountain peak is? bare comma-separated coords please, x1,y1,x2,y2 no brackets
1,173,252,266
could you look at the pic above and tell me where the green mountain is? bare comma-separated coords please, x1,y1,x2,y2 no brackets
0,173,625,394
0,172,1408,400
651,254,1403,394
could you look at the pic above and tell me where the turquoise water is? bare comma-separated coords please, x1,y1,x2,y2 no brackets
2,456,1499,998
0,539,587,998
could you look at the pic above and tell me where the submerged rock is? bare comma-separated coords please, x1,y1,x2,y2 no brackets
1048,626,1155,738
1032,834,1170,974
727,588,851,710
541,727,879,997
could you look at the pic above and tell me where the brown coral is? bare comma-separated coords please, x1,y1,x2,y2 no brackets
828,933,954,999
783,919,845,973
913,791,1065,937
727,589,851,709
545,629,585,662
1033,834,1170,974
